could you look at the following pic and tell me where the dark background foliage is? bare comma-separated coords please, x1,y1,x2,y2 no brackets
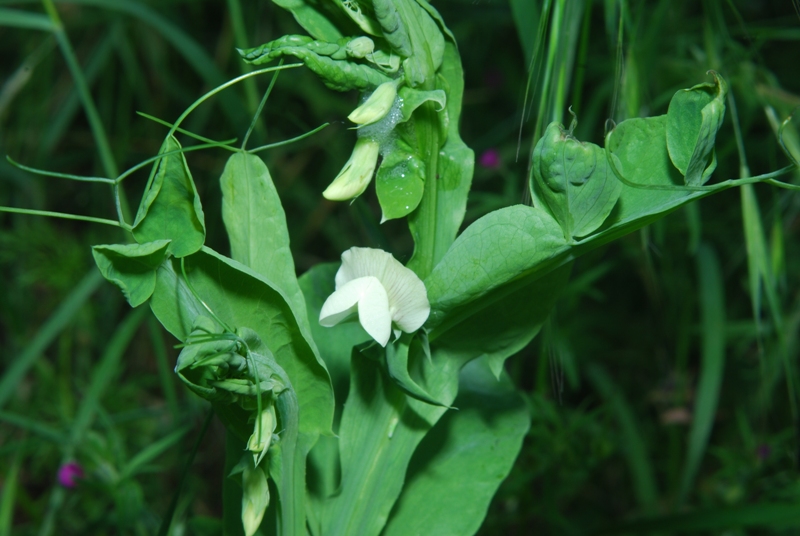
2,0,800,534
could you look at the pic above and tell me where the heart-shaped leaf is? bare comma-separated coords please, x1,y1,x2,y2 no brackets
91,240,171,307
666,71,727,186
531,121,622,240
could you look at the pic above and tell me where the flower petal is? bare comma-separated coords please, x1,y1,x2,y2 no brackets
319,276,375,327
335,247,392,288
320,276,392,346
356,279,392,346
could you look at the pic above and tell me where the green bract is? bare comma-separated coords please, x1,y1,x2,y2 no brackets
667,71,728,186
531,121,623,241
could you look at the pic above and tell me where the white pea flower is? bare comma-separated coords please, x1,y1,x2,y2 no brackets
322,137,380,201
319,247,430,347
347,81,398,127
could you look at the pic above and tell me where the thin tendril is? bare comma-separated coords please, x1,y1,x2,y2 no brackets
6,156,114,184
248,123,330,154
0,207,124,228
242,59,284,151
137,112,239,149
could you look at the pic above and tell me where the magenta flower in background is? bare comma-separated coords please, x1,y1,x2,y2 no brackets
479,148,501,169
57,461,84,488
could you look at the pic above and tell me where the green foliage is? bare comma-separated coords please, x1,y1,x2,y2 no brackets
91,240,171,307
132,136,206,258
4,1,800,536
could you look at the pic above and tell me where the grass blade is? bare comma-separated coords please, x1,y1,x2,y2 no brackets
0,270,103,410
676,244,726,505
119,426,190,480
586,363,659,512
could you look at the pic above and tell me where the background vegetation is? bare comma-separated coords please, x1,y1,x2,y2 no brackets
1,0,800,534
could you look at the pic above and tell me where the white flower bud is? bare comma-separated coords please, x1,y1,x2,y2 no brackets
241,464,269,536
348,81,398,127
322,138,380,201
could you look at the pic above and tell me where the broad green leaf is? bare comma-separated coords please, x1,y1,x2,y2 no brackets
299,263,369,521
239,36,391,92
603,115,709,232
425,204,567,323
271,0,344,42
91,240,171,307
375,141,425,221
383,357,529,536
132,136,206,258
397,87,445,123
431,264,572,376
220,152,311,334
148,246,334,442
407,41,474,275
320,348,460,536
531,121,623,240
666,72,727,186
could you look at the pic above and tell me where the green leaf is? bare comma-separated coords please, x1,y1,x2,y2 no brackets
91,240,171,307
431,264,572,375
531,121,623,240
603,115,708,231
383,357,530,536
270,0,344,42
397,87,446,123
666,71,727,186
390,0,445,87
148,246,334,442
425,205,567,323
220,151,311,334
384,333,449,407
132,136,206,258
320,348,459,536
375,142,425,221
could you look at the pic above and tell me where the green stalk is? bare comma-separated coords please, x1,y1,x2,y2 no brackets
407,100,440,279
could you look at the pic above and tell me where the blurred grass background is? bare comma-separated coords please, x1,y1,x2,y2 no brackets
2,0,800,534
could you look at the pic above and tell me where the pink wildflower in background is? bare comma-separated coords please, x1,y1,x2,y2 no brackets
479,148,501,169
57,461,84,488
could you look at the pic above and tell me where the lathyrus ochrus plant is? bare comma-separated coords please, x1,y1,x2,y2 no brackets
4,1,800,535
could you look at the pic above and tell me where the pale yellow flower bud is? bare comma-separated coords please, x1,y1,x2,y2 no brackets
347,81,398,127
322,138,380,201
